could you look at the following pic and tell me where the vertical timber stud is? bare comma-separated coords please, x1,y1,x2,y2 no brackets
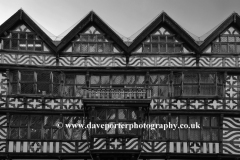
223,72,227,110
146,71,149,98
169,71,173,109
219,114,223,154
6,112,10,153
59,114,63,153
6,70,10,108
166,113,171,153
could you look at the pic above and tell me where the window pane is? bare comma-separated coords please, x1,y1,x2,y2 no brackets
203,117,210,127
73,43,80,52
97,35,104,42
89,35,96,42
21,83,34,94
221,44,227,52
179,116,187,140
97,43,103,52
160,36,166,42
19,40,26,50
159,75,169,84
213,44,220,53
21,71,34,82
20,115,28,127
151,36,158,42
228,36,235,42
3,39,10,49
27,40,34,50
11,33,18,39
152,44,158,52
189,116,200,141
128,109,137,120
184,74,198,83
112,75,124,85
104,43,111,52
237,44,240,53
220,37,227,42
200,73,215,83
175,44,182,52
118,109,127,120
10,115,20,126
167,44,174,53
19,33,26,39
20,128,28,139
91,75,100,85
64,85,74,96
202,129,211,141
101,75,110,85
135,75,145,84
80,43,88,52
65,75,75,84
143,44,150,52
183,85,198,95
211,117,218,127
10,128,19,139
159,86,168,97
160,44,166,52
11,39,18,50
167,36,174,42
35,41,42,51
89,43,96,52
80,35,88,41
229,44,235,53
212,129,218,141
170,116,178,140
201,85,215,95
76,75,85,84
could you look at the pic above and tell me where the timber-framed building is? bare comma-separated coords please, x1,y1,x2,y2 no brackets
0,9,239,160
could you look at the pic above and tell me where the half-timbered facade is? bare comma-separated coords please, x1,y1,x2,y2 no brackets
0,9,239,160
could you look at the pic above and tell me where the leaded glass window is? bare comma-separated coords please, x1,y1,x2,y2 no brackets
10,71,61,95
63,74,86,97
142,27,183,53
173,72,223,97
145,115,219,141
93,108,138,135
212,27,240,54
1,24,43,51
9,114,86,140
72,26,115,53
149,74,169,97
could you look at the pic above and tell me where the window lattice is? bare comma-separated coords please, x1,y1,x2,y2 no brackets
72,26,115,53
145,115,219,141
1,24,43,51
10,114,86,140
142,27,183,53
212,27,240,53
94,108,138,135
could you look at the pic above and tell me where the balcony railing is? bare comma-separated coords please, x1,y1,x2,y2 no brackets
83,87,151,99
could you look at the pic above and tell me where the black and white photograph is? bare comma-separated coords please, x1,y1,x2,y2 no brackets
0,0,239,159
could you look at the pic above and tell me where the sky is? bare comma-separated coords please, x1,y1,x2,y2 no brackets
0,0,240,39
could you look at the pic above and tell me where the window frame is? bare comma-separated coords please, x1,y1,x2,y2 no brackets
145,114,220,142
10,71,61,96
2,31,43,52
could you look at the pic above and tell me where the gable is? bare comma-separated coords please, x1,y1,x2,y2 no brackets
203,27,240,54
0,9,56,53
57,11,128,54
133,27,191,53
62,26,122,53
1,23,50,52
129,12,199,54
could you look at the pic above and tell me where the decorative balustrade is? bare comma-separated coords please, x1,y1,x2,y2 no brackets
83,87,151,99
